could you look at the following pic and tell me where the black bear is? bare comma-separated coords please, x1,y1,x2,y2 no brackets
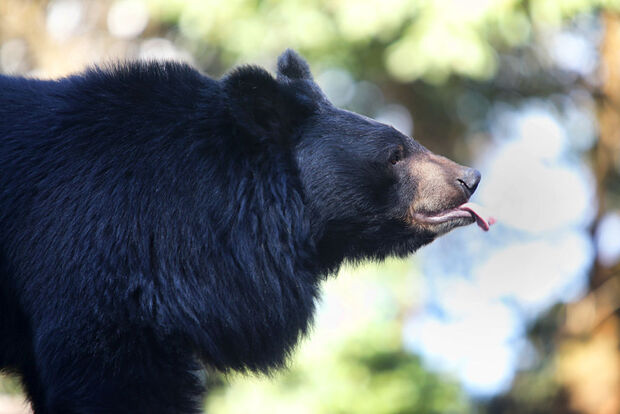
0,50,491,413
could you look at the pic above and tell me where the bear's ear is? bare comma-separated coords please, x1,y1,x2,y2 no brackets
277,49,313,81
223,65,315,146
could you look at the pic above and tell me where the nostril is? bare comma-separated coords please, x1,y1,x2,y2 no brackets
458,168,481,196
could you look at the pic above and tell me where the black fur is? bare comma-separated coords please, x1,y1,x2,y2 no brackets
0,50,470,413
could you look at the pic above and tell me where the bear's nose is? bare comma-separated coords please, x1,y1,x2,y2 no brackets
457,168,481,197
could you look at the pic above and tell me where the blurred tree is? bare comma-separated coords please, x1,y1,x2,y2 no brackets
2,1,620,413
485,9,620,414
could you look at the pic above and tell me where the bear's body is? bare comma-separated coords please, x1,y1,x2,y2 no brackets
0,50,484,413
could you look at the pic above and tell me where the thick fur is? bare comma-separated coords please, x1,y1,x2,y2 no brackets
0,50,475,413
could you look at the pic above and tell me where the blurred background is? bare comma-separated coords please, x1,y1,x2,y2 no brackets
1,0,620,413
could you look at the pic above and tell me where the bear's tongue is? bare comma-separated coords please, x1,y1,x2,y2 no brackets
458,202,495,231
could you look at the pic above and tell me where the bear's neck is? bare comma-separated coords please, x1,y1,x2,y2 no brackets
176,150,326,373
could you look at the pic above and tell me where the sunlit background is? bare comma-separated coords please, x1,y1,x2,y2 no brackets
1,0,620,413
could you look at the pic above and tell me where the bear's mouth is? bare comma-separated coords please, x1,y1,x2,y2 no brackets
412,202,495,231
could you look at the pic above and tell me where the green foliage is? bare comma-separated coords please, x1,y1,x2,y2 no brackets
204,260,471,414
206,326,470,414
146,0,620,83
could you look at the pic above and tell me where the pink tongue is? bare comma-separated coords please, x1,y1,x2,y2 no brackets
458,202,495,231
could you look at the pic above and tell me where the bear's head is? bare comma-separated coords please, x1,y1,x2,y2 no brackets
224,49,491,269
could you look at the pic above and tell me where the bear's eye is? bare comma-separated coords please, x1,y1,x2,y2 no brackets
388,146,404,165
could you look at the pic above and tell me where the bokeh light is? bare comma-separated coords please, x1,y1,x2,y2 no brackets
2,1,620,413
